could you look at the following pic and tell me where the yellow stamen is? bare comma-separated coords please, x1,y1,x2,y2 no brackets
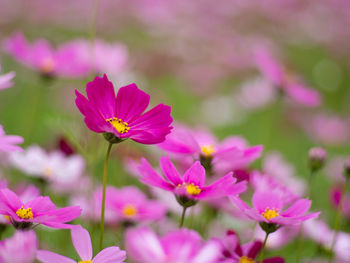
40,57,55,74
261,207,279,221
78,261,92,263
106,117,130,134
185,183,201,195
16,206,33,219
43,166,53,178
4,215,10,222
201,145,216,157
122,204,138,217
239,256,255,263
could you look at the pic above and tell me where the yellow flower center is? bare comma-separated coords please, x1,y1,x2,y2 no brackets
43,166,53,178
122,204,138,217
106,117,130,134
184,183,201,195
4,215,10,222
78,261,92,263
16,206,33,219
239,256,255,263
40,57,55,74
201,145,216,157
261,207,279,221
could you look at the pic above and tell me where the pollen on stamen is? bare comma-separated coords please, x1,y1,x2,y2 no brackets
261,207,279,221
106,117,130,134
239,256,255,263
78,260,92,263
201,145,216,157
16,206,34,219
185,183,201,196
122,204,138,217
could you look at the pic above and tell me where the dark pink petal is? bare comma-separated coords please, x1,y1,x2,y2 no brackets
183,161,205,187
25,196,56,215
75,90,111,133
0,188,22,216
37,250,75,263
252,191,282,213
116,83,150,123
71,225,92,261
93,247,126,263
127,129,171,145
247,241,262,259
263,257,285,263
285,83,321,107
129,104,173,144
160,156,183,185
86,74,116,119
281,199,311,217
138,158,174,191
198,173,236,199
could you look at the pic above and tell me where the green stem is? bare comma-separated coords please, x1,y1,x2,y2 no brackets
99,142,113,250
179,206,188,228
328,176,348,263
260,232,270,263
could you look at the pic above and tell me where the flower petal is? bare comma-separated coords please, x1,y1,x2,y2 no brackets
37,250,75,263
252,191,282,213
116,83,150,123
71,225,92,261
93,246,126,263
160,156,183,185
281,198,311,217
183,161,205,187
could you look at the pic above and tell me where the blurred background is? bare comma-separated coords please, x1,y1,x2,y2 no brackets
0,0,350,262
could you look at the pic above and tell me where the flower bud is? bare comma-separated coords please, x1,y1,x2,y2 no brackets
308,147,327,173
344,156,350,179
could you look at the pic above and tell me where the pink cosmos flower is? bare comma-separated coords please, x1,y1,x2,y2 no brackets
0,230,37,263
138,156,247,204
0,125,23,152
217,230,285,263
3,32,90,78
37,225,126,263
158,124,262,173
254,46,321,107
0,64,15,90
9,145,85,192
230,191,319,226
75,74,173,144
0,188,81,229
104,186,167,223
126,227,221,263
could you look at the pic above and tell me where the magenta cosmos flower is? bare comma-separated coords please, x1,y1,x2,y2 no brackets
217,230,285,263
230,191,320,226
37,225,126,263
0,188,81,229
0,230,37,263
75,74,173,144
4,32,90,78
158,124,262,173
0,125,23,152
254,46,321,107
126,227,221,263
104,186,167,223
138,156,247,207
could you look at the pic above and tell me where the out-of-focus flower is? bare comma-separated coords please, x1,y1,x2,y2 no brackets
3,31,90,78
254,46,321,107
217,230,285,262
138,156,246,207
62,39,128,76
0,230,37,263
37,225,126,263
126,227,221,263
262,152,306,200
308,147,327,172
57,136,75,156
0,64,15,90
75,74,173,144
158,124,262,173
230,191,319,226
330,186,350,219
254,225,298,249
103,186,167,223
0,188,81,229
9,145,85,192
0,125,23,152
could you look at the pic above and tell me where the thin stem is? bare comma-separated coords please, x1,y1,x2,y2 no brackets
179,206,188,228
307,170,315,198
99,142,113,250
260,232,270,263
328,176,348,263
